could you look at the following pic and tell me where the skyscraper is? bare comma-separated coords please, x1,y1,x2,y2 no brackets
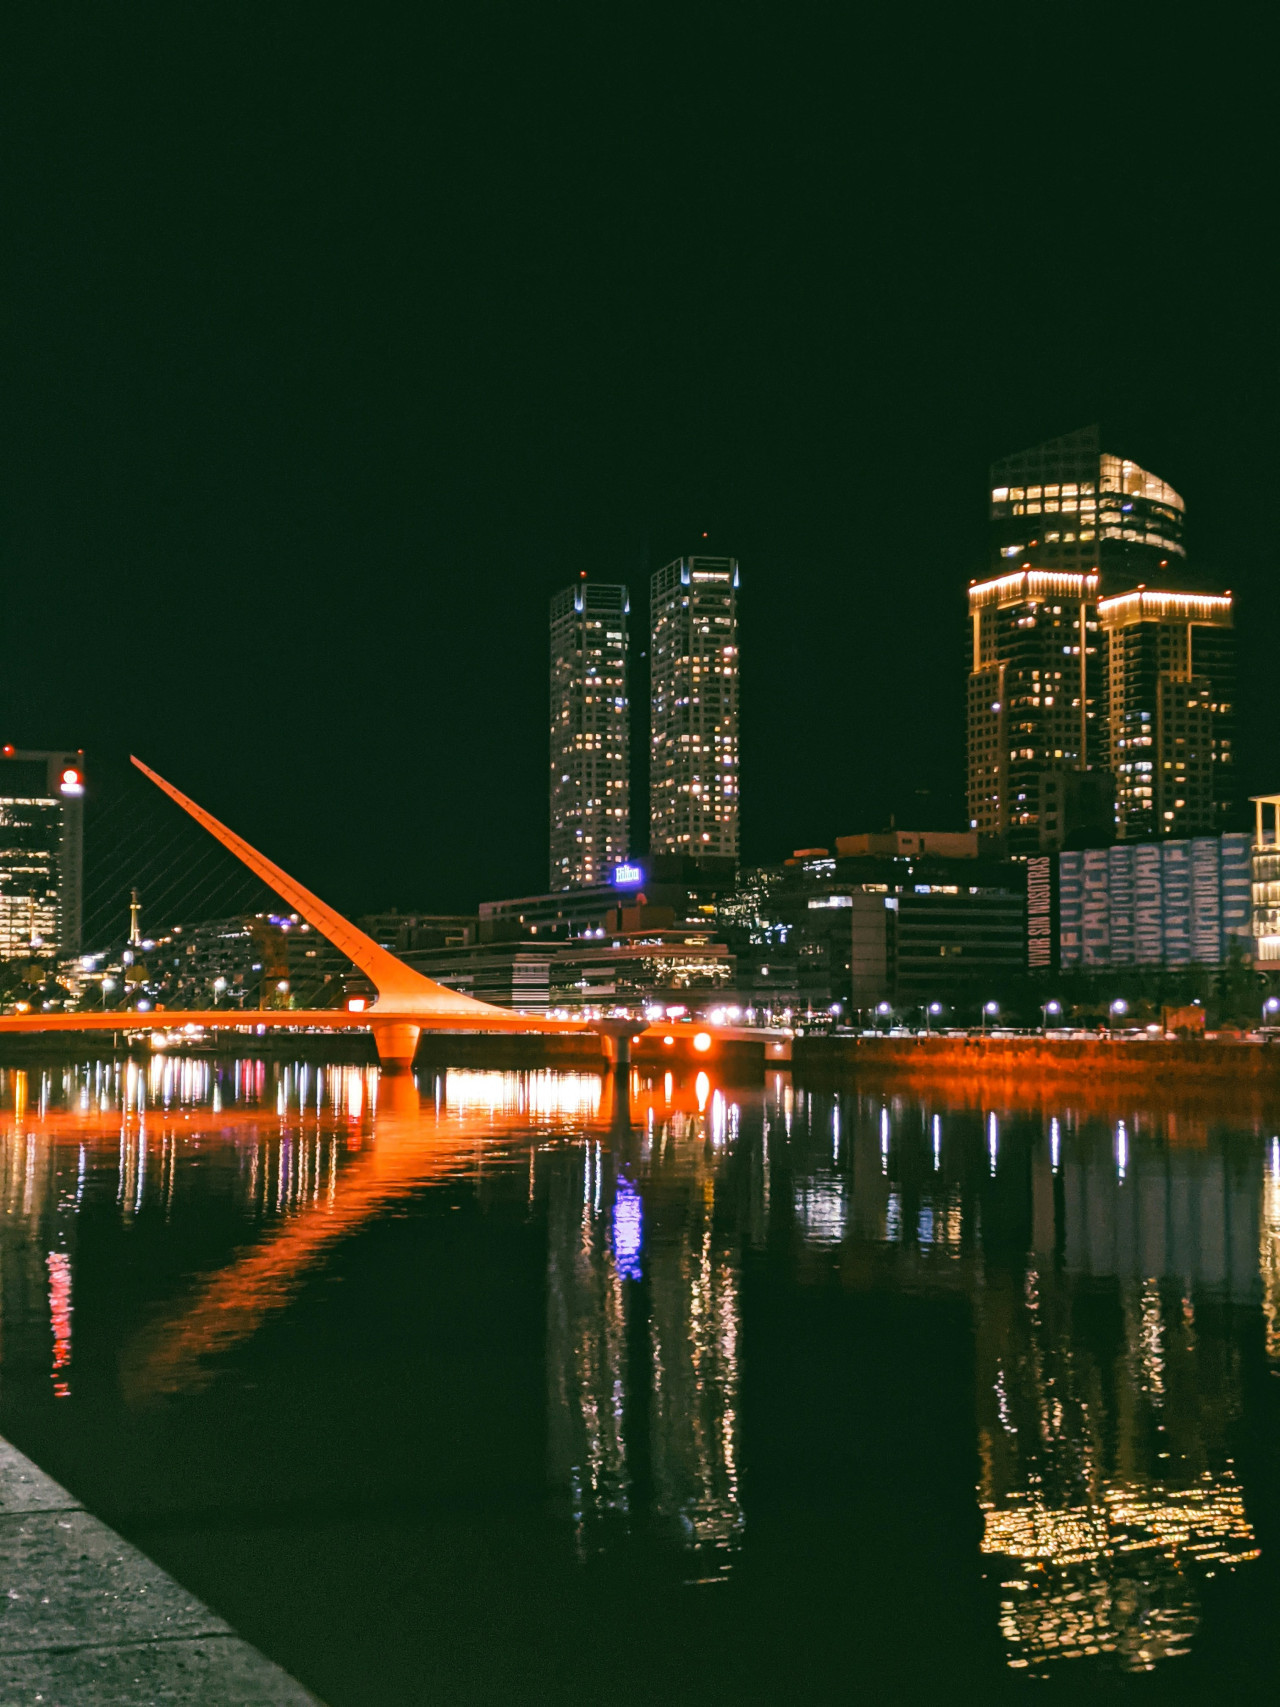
649,556,739,861
988,425,1187,594
971,426,1232,855
1098,588,1235,842
0,747,85,959
966,569,1107,857
549,579,629,889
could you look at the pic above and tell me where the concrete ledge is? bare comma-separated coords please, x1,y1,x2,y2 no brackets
0,1637,319,1706
0,1437,321,1705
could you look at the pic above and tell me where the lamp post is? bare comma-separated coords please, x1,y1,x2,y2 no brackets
1109,997,1128,1037
1264,996,1280,1029
982,1000,998,1035
876,1000,892,1034
1042,998,1062,1033
926,1000,943,1035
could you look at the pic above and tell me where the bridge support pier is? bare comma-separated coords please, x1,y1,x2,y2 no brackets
596,1018,649,1069
372,1022,422,1074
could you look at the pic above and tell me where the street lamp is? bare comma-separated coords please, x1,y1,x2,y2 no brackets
876,1000,892,1034
982,1000,998,1034
1264,996,1280,1028
926,1000,943,1034
1109,997,1128,1037
1042,998,1062,1033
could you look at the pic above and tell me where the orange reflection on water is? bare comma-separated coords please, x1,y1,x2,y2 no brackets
0,1060,631,1403
118,1070,546,1399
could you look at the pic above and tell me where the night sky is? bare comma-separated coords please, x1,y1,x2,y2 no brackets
3,7,1275,925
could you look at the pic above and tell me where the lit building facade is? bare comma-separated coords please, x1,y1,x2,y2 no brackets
966,569,1106,857
403,931,734,1012
0,747,85,959
989,424,1187,593
713,838,1024,1013
1058,833,1252,969
1252,794,1280,964
549,580,630,889
1098,589,1235,842
650,556,739,860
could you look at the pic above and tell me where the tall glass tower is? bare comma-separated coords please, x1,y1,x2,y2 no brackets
0,747,85,958
549,580,630,889
649,556,739,861
966,569,1108,858
989,425,1190,593
1098,588,1236,842
970,426,1224,855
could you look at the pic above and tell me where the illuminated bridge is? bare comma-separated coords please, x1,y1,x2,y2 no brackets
0,758,599,1070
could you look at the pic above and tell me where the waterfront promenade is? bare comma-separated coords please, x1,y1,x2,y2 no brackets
0,1436,319,1706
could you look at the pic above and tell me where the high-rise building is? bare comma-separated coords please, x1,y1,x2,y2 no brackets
988,424,1188,594
1251,793,1280,965
966,569,1109,857
973,427,1231,856
1098,588,1235,842
0,747,85,959
649,556,739,861
549,579,629,888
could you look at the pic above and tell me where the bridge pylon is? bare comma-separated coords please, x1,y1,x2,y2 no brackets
371,1021,422,1073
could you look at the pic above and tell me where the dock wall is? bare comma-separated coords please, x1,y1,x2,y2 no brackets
793,1033,1280,1085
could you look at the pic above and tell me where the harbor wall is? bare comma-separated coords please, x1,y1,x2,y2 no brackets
793,1033,1280,1085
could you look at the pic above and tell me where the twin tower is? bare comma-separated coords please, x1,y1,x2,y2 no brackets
549,556,740,890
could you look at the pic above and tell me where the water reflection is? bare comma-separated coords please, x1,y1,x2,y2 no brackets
838,1085,1269,1678
544,1077,745,1578
0,1057,1278,1688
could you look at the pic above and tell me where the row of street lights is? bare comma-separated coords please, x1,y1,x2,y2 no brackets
866,992,1280,1037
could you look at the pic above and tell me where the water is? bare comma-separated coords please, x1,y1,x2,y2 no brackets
2,1053,1280,1703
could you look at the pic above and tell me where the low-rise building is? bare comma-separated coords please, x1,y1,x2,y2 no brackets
848,888,1026,1012
1058,834,1252,969
716,835,1026,1015
357,912,477,951
478,854,737,944
402,929,734,1013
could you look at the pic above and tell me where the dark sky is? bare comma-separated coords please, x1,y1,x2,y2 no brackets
3,5,1275,923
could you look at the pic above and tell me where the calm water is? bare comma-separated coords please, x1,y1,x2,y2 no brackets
2,1054,1280,1703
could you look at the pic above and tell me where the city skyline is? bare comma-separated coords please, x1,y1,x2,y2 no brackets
2,411,1266,946
3,16,1277,1707
2,7,1273,916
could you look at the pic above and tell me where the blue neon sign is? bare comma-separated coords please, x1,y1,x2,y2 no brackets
613,863,643,888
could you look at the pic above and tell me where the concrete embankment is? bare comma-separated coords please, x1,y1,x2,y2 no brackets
793,1033,1280,1087
0,1436,320,1705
